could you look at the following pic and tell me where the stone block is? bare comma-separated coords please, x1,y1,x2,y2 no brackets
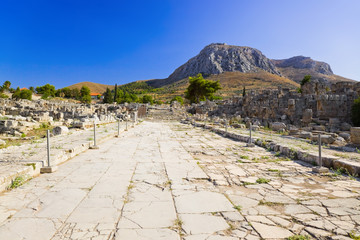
5,120,18,128
313,125,326,131
271,122,286,131
302,109,313,123
299,131,312,139
251,125,259,131
312,166,329,173
351,127,360,144
312,135,336,144
339,132,351,141
340,122,352,131
52,126,69,136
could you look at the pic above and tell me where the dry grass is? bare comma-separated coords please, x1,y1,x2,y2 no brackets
150,70,299,101
67,81,114,94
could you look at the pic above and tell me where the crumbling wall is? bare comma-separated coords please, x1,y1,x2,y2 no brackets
192,81,360,128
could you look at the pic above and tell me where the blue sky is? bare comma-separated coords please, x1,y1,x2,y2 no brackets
0,0,359,89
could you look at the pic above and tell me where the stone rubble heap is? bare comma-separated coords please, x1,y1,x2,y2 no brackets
0,99,148,138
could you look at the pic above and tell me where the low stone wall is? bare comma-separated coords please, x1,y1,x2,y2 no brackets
182,120,360,176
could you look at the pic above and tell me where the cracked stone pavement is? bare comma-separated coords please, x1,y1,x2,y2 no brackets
0,121,359,239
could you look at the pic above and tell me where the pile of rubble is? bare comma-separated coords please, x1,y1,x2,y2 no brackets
0,99,150,144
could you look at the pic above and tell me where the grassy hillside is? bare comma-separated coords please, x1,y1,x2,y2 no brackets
148,71,299,101
67,81,114,94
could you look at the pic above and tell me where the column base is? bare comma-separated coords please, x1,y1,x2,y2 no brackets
40,166,58,174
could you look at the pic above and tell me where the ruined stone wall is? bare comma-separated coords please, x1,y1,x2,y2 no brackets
194,81,360,128
0,99,146,136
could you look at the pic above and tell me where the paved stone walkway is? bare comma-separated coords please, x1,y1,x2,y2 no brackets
0,121,359,239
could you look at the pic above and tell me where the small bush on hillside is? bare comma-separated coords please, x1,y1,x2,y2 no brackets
170,96,184,105
300,75,311,86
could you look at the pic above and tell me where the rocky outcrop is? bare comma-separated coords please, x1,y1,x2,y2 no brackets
272,56,333,75
167,43,281,83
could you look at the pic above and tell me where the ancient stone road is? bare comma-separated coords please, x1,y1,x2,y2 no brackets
0,121,360,239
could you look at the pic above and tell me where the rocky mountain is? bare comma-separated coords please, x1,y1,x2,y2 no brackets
271,56,354,83
271,56,333,75
166,43,281,84
148,43,355,89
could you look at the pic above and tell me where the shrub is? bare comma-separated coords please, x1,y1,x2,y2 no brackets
0,93,9,98
8,176,25,189
256,178,270,184
12,89,32,100
141,95,153,104
300,75,311,86
170,96,184,105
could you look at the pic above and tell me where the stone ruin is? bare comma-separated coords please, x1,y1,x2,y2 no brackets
0,98,149,140
188,80,360,146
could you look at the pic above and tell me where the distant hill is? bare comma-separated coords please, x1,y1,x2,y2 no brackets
67,81,114,94
271,56,355,83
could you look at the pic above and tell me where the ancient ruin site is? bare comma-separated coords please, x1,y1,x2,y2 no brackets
1,1,360,240
0,74,360,240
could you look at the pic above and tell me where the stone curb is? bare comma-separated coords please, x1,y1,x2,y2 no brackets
0,121,139,193
182,121,360,176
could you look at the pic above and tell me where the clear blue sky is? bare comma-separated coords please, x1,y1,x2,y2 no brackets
0,0,359,89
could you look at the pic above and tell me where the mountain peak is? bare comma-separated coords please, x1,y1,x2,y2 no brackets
167,43,281,83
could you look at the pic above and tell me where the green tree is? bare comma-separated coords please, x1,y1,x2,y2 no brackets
80,86,91,103
300,75,311,86
55,89,62,97
103,88,114,104
20,89,32,100
351,97,360,127
170,96,184,105
29,86,35,93
12,88,32,100
71,88,80,100
114,84,117,103
141,95,153,104
36,84,56,99
185,73,221,104
2,81,11,91
55,88,71,98
12,88,21,99
115,89,124,103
